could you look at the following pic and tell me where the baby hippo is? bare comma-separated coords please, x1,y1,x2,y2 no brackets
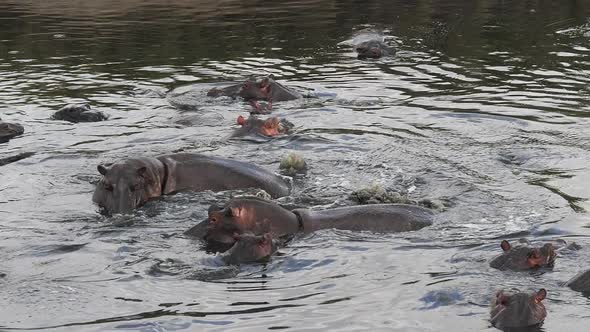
489,240,556,271
232,115,292,138
52,103,108,123
490,289,547,330
222,233,276,265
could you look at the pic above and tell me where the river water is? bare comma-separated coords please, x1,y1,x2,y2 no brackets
1,0,589,331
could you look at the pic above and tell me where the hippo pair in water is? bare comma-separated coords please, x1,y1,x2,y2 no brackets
92,153,290,215
185,197,434,254
207,76,301,113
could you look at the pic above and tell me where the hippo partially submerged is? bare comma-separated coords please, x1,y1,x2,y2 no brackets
490,289,547,330
350,33,396,59
222,233,277,265
186,197,434,247
232,115,293,138
489,240,556,271
52,104,108,123
566,269,590,293
207,76,301,113
0,121,24,143
93,154,290,215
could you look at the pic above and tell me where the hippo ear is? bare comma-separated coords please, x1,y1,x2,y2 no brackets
500,240,511,252
137,166,147,178
237,115,246,126
535,289,547,303
97,165,108,176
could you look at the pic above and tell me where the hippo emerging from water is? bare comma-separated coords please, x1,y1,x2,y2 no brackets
489,240,556,271
186,197,434,248
350,33,396,59
490,289,547,330
207,76,302,113
231,115,293,138
93,154,290,215
0,120,24,143
52,104,108,123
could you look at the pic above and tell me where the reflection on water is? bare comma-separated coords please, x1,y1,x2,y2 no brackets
1,0,589,331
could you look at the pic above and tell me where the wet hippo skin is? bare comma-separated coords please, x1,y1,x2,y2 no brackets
93,154,290,215
566,269,590,293
207,76,301,113
489,240,556,271
222,233,277,265
52,104,108,123
0,121,24,143
189,197,434,247
231,115,292,138
490,289,547,330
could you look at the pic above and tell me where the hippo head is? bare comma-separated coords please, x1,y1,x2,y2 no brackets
204,199,273,246
238,76,272,101
490,289,547,329
236,115,288,137
489,240,556,271
223,233,276,265
92,159,162,215
356,40,385,59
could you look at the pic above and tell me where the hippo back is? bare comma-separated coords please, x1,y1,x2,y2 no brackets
157,153,290,198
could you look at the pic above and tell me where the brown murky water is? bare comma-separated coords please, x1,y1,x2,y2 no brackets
1,1,589,331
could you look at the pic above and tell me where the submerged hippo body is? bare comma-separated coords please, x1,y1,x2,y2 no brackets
0,121,24,143
52,104,108,123
222,233,277,265
566,269,590,293
93,154,290,215
232,115,293,138
355,39,395,59
490,289,547,329
207,76,301,112
489,240,556,271
197,197,434,247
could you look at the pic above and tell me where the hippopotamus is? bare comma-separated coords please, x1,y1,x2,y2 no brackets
93,154,290,215
52,104,108,123
186,197,434,248
353,34,396,60
566,269,590,293
489,240,556,271
222,233,277,265
231,115,293,138
490,289,547,330
0,121,24,143
207,76,302,113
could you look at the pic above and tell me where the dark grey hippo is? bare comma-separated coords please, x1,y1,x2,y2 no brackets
0,120,24,143
186,197,434,248
489,240,556,271
566,269,590,293
490,289,547,330
52,104,108,123
207,76,302,113
93,153,290,215
222,233,277,265
350,33,396,59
